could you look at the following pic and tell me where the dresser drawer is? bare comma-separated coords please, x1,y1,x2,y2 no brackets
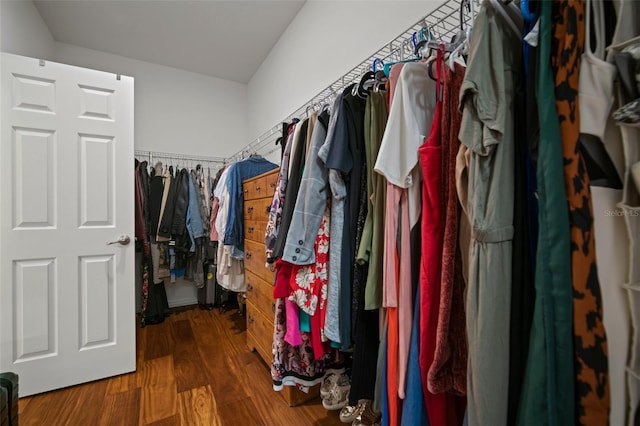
243,176,269,201
246,269,275,319
244,239,274,284
244,198,271,222
244,220,265,243
246,301,274,359
265,172,278,196
247,329,271,367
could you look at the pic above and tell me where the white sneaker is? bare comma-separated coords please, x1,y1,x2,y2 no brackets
320,371,350,399
322,385,350,411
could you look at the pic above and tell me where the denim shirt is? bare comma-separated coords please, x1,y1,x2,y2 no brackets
223,157,278,254
186,172,206,251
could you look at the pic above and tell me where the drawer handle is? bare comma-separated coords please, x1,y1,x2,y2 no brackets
265,206,271,213
244,189,249,194
246,252,252,259
255,186,261,191
248,227,254,233
248,316,255,324
269,182,276,188
248,207,254,213
247,283,253,291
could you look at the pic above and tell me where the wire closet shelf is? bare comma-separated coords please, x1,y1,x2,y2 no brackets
135,149,226,169
228,0,476,161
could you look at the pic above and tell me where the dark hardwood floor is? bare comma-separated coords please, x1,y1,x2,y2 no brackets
18,306,342,425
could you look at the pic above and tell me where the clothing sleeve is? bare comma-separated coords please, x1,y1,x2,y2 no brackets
223,165,239,246
282,119,329,265
324,103,352,174
458,8,506,155
209,197,219,242
214,170,229,239
374,64,435,188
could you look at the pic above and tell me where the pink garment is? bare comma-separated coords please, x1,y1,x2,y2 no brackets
209,197,220,241
397,188,412,399
383,62,414,402
382,184,413,402
284,299,303,346
387,63,405,109
383,183,401,308
384,183,401,423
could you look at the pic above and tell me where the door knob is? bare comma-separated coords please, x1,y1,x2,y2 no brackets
107,235,131,245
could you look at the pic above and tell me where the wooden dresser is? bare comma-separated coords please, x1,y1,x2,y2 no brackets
243,169,278,366
242,169,319,406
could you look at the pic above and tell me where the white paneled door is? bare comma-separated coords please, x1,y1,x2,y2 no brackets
0,53,135,396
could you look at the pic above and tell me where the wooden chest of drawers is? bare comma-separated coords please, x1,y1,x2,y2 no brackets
242,169,318,407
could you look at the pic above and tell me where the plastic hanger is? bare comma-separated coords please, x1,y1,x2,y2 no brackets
489,0,522,36
448,28,471,71
383,35,424,77
351,71,375,98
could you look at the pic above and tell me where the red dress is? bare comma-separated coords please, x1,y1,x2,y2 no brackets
418,50,458,426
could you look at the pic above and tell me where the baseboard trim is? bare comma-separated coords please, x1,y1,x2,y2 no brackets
168,297,199,308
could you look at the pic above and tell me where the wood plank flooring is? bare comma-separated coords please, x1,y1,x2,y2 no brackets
18,306,342,425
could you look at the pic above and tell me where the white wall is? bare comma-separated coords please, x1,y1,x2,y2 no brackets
54,42,248,159
247,0,440,143
0,0,55,60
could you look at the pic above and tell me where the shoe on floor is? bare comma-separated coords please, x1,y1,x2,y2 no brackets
320,372,350,399
352,400,381,426
320,373,338,399
340,400,367,423
322,385,350,411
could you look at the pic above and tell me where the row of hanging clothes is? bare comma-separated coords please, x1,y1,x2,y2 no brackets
260,0,640,425
134,158,220,325
209,154,278,291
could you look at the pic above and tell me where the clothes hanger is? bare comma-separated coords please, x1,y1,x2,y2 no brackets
372,62,388,93
382,29,435,78
489,0,522,37
459,0,471,31
447,28,471,71
357,59,386,97
351,63,375,98
383,36,423,77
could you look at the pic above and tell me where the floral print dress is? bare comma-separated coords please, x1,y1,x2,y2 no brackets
272,202,331,388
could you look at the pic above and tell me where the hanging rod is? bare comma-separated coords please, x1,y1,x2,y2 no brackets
135,149,226,165
227,0,476,162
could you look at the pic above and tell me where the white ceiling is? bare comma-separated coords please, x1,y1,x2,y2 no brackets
33,0,306,83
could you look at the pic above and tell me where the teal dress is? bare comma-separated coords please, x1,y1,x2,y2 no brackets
516,1,575,425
